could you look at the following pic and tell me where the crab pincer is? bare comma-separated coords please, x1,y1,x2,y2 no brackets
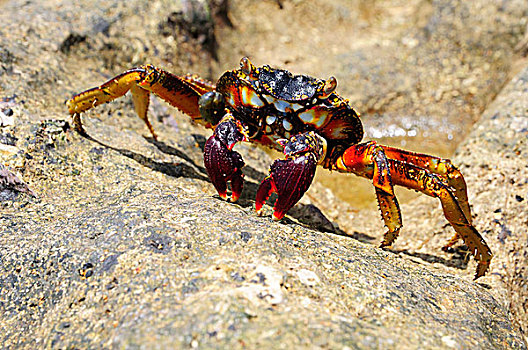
256,132,325,220
204,114,248,202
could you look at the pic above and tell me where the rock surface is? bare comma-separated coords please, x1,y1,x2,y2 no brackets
0,0,527,348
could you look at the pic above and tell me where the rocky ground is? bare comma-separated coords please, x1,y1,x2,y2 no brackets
0,0,527,348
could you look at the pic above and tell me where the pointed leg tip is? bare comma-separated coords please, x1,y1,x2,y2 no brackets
379,241,390,248
474,262,490,280
218,192,228,201
73,124,88,137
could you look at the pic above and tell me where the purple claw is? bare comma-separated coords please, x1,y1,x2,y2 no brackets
256,132,325,220
204,116,247,202
255,154,317,220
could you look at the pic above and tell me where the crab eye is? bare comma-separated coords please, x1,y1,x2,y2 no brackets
240,57,254,75
199,91,225,125
318,76,337,99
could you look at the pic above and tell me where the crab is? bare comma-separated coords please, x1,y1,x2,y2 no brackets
67,57,492,279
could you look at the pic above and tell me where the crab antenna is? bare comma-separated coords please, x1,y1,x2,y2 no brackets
240,57,254,75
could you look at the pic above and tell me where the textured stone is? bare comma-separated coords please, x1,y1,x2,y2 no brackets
0,0,527,349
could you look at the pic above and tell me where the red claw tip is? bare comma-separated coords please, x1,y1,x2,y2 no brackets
255,202,264,215
272,211,285,221
231,193,241,203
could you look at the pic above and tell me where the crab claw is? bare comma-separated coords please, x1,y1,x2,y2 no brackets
255,155,317,220
255,132,326,220
204,114,248,202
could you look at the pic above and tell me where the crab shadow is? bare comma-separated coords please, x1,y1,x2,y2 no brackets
145,137,345,234
83,133,209,181
383,245,471,271
147,137,350,234
81,131,342,233
144,136,269,206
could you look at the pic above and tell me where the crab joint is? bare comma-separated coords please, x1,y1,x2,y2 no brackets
280,131,327,165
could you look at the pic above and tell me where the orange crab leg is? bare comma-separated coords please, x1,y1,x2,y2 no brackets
381,147,471,215
381,146,472,250
129,84,155,138
335,142,403,246
67,65,216,139
389,158,492,278
336,141,492,279
182,73,218,95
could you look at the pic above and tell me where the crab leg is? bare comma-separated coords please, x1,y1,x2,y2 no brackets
381,146,471,250
390,158,492,278
67,65,216,139
335,142,403,245
336,141,492,279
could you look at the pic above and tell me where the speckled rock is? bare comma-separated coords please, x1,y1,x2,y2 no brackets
0,163,34,200
0,0,527,349
461,63,528,344
391,63,528,344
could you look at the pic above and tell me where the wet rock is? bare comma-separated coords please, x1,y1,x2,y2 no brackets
370,57,528,345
